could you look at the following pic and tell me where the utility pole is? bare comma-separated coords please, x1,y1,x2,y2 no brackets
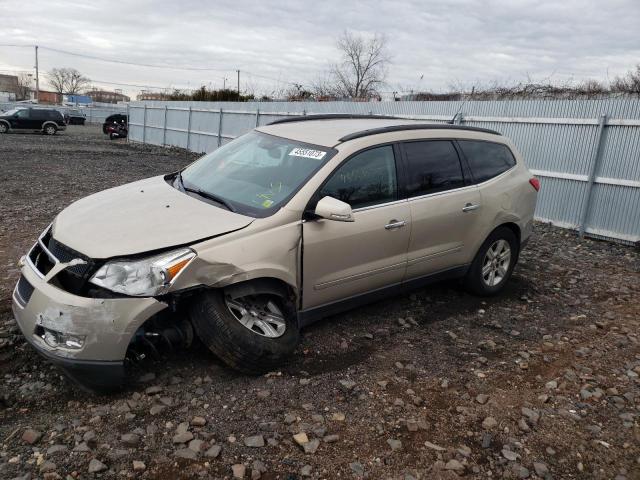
236,70,240,96
34,45,39,103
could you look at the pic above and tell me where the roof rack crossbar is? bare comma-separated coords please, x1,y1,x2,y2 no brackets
338,124,501,142
267,113,401,125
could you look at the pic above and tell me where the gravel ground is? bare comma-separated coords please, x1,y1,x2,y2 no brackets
0,126,639,480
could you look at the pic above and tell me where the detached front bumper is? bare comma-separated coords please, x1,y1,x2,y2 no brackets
12,255,166,391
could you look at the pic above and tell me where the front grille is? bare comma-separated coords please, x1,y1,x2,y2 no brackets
47,237,94,278
15,275,35,306
27,226,99,296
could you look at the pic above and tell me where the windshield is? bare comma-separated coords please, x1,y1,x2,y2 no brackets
180,131,335,217
2,108,21,116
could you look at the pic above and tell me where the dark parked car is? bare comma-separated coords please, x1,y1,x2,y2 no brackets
0,108,66,135
67,109,87,125
102,113,127,134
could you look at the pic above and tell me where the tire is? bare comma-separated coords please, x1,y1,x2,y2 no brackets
43,124,57,135
0,122,8,133
463,226,519,296
190,289,300,375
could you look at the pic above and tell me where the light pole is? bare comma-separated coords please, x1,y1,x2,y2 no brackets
34,45,39,103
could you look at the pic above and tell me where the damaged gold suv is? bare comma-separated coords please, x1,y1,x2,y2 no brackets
12,115,538,391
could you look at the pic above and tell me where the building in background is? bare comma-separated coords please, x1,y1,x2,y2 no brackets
31,90,62,104
0,74,19,101
86,89,130,104
63,94,93,105
137,91,171,101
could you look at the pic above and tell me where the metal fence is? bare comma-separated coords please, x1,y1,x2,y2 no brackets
130,99,638,245
0,102,126,125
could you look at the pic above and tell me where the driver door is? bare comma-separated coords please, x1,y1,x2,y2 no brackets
302,145,411,310
11,109,30,129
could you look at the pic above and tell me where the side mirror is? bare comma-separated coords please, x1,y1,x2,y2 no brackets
314,196,354,222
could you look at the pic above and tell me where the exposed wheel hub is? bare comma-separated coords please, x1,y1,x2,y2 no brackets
225,295,286,338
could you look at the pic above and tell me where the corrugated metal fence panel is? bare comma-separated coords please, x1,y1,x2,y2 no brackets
124,99,640,244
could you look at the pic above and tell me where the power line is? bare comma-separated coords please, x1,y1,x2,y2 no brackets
1,43,312,90
39,46,230,75
40,72,176,91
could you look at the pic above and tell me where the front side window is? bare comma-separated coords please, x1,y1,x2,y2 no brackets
180,131,335,217
319,145,397,209
403,140,464,197
16,109,29,119
458,140,516,183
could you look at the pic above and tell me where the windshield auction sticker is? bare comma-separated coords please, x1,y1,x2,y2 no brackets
289,148,327,160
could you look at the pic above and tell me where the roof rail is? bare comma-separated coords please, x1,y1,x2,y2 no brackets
267,113,401,125
338,124,501,142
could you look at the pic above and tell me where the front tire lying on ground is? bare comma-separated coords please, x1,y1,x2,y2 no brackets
190,290,300,374
463,226,519,296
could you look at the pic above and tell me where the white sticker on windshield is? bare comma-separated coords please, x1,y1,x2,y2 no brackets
289,147,327,160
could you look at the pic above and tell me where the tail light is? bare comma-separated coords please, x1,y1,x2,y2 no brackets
529,177,540,191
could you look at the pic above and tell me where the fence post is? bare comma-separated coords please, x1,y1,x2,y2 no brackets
255,108,260,127
186,106,192,151
125,104,129,144
162,105,168,146
578,114,608,238
217,109,224,148
142,104,147,144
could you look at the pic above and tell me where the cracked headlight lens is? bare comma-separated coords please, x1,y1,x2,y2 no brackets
89,248,195,296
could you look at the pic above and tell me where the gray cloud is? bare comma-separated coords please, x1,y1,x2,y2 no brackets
1,0,639,98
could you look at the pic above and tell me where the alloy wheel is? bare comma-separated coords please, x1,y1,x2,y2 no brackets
481,239,511,287
225,296,287,338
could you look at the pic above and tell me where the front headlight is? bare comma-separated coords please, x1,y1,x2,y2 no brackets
89,248,196,296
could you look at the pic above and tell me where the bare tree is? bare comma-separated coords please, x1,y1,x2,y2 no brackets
48,68,90,95
14,73,33,100
612,64,640,97
330,31,390,99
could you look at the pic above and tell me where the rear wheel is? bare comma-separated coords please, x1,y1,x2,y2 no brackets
43,124,57,135
190,290,299,374
464,226,519,296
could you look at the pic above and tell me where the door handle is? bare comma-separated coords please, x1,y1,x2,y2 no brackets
462,203,480,212
385,220,406,230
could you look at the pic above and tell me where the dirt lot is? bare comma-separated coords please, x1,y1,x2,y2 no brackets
0,126,639,480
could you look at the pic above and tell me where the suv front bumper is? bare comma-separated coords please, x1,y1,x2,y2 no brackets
12,259,166,391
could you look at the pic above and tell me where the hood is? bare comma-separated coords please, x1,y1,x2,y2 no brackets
52,175,254,258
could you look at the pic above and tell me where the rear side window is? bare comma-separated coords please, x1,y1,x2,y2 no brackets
320,145,397,209
458,140,516,183
402,140,464,197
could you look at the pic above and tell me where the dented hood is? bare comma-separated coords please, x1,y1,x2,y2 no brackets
52,175,254,258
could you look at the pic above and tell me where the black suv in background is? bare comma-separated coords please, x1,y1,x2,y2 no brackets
0,108,67,135
102,113,127,134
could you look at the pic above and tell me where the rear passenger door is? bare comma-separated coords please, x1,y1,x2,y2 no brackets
28,110,45,129
400,140,484,280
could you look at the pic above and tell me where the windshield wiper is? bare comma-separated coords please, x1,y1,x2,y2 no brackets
184,186,236,212
174,171,235,212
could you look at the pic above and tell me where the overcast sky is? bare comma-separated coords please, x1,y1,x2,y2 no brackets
1,0,639,98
